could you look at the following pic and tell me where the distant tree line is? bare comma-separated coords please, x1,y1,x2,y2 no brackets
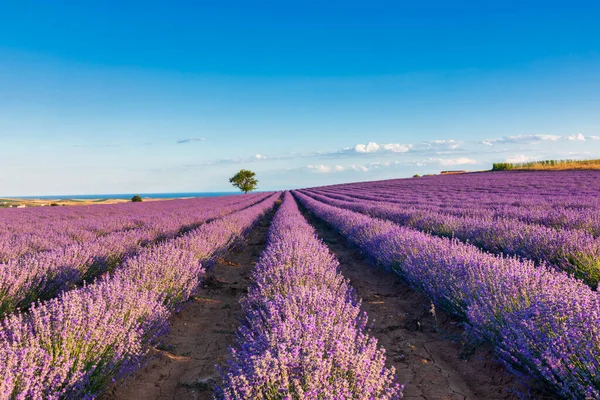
493,158,600,171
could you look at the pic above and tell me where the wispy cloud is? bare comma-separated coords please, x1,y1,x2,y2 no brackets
350,164,369,172
567,133,600,141
306,164,346,173
320,139,464,158
305,163,377,173
184,153,293,168
417,139,462,152
304,157,478,174
175,133,596,176
177,138,206,144
354,142,412,154
340,142,412,155
481,134,561,146
435,157,478,166
505,154,536,163
420,157,479,167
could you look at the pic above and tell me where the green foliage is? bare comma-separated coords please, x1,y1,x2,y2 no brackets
229,169,259,194
492,163,510,171
131,195,143,202
412,174,420,178
492,158,600,171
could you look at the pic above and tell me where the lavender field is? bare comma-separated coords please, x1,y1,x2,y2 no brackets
296,170,600,399
1,171,599,399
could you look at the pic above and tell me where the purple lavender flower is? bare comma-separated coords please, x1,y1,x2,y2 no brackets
294,190,600,399
219,192,402,399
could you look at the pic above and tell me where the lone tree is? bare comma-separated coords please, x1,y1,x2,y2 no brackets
131,195,143,202
229,169,258,194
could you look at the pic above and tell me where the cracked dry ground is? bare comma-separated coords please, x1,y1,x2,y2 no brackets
104,208,275,400
302,208,521,400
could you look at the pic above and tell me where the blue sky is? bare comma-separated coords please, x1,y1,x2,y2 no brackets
1,1,599,195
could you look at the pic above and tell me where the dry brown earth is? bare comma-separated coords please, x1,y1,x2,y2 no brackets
104,209,274,400
302,208,521,400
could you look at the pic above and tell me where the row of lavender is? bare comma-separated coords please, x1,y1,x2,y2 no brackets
320,171,600,226
315,184,600,236
302,189,600,288
0,193,270,316
0,195,250,263
295,191,600,399
218,192,402,398
319,171,600,232
322,171,600,206
0,193,279,399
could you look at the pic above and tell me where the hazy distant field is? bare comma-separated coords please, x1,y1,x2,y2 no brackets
0,192,241,208
0,197,132,207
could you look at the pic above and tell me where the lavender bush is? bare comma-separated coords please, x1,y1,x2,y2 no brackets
218,192,402,399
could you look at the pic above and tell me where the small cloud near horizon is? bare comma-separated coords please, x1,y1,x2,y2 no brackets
567,133,600,141
505,154,535,163
481,134,561,146
307,164,346,173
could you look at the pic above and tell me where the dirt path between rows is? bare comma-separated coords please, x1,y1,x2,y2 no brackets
301,208,522,400
104,209,275,400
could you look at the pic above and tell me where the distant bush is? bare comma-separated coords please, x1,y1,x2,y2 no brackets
413,174,420,178
50,203,60,206
492,163,511,171
492,158,600,171
131,195,143,202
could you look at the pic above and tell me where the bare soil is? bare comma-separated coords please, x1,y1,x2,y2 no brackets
301,208,522,400
104,209,275,400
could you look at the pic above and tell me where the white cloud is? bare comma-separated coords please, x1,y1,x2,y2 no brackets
346,142,412,155
307,164,345,173
354,142,380,153
381,143,412,153
306,161,391,174
481,134,561,146
566,133,600,141
367,161,391,169
408,157,479,167
505,154,532,163
434,157,478,166
418,139,461,151
310,139,462,159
